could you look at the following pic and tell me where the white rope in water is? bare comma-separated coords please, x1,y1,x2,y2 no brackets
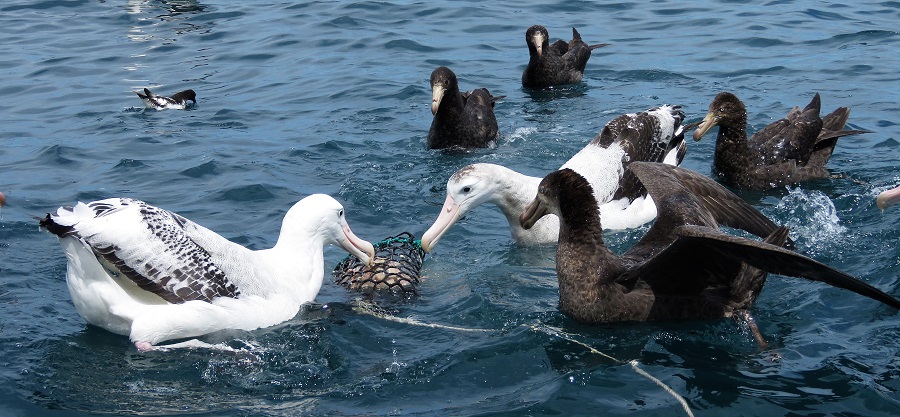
531,324,695,417
353,300,494,333
530,324,619,362
630,360,695,417
354,300,694,417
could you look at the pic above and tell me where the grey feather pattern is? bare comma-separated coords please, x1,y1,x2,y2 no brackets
80,199,240,304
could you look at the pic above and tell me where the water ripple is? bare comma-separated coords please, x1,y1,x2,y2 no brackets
2,0,900,416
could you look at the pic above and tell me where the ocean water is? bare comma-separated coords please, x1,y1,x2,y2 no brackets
1,0,899,415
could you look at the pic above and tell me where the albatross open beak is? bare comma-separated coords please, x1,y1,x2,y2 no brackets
420,194,462,253
341,225,376,267
519,196,548,230
431,85,445,115
692,111,718,142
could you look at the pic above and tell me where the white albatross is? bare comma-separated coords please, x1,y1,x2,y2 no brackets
420,105,688,251
39,194,375,351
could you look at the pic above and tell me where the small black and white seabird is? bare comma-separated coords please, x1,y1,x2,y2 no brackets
136,87,197,110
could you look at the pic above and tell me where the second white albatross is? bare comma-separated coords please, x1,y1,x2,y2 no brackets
420,104,687,252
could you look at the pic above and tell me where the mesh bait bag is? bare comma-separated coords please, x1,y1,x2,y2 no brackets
333,232,425,296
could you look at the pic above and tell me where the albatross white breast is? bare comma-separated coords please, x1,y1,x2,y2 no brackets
420,104,687,252
40,195,375,351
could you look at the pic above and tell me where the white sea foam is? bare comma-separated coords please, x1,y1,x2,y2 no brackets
504,126,538,143
772,187,846,255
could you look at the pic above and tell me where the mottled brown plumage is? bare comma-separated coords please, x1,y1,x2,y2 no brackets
692,92,871,190
519,163,900,324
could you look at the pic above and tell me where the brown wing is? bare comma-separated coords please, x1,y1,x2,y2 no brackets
620,225,900,310
667,226,900,308
628,162,785,242
749,94,823,165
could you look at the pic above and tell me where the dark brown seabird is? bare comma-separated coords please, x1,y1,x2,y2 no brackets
692,92,871,190
519,162,900,324
427,66,503,150
521,25,610,89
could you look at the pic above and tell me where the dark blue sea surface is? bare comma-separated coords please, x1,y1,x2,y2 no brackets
1,0,899,415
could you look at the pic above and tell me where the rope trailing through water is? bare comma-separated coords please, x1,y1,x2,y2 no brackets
529,324,694,417
354,299,694,416
353,299,492,333
630,360,695,417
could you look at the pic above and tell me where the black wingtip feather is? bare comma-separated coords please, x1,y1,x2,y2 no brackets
38,214,73,237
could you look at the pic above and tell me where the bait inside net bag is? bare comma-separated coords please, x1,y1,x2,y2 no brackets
333,232,425,296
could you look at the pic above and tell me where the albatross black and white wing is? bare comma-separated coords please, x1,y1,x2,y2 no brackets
41,198,240,304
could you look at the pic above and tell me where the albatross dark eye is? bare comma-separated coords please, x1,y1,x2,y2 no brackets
462,186,472,193
339,209,344,217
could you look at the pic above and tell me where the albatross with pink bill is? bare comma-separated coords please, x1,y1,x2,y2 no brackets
39,194,375,351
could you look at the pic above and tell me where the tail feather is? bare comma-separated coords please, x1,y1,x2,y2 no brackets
816,128,871,143
571,27,582,42
572,27,609,50
37,213,74,237
37,201,97,237
807,106,871,168
136,88,154,100
821,107,850,132
804,93,822,114
817,106,871,142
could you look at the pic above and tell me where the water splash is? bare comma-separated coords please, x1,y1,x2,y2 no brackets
504,126,538,143
771,187,846,255
385,339,407,374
